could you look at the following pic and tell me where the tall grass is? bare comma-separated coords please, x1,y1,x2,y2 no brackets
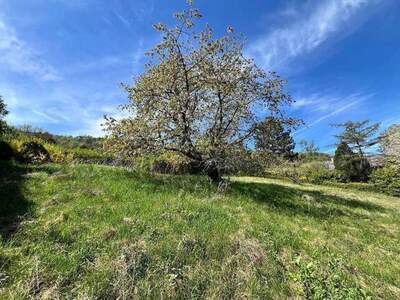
0,162,399,298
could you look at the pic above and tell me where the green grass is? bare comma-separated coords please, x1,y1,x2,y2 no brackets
0,162,399,299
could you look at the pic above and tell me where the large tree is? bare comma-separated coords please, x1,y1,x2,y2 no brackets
255,117,295,159
333,120,380,157
105,2,295,182
0,96,9,135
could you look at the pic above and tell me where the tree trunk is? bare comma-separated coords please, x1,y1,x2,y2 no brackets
206,165,222,184
356,142,364,158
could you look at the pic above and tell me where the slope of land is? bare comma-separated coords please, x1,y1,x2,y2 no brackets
0,162,399,299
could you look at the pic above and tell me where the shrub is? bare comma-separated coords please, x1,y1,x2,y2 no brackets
370,162,400,197
152,152,202,175
334,143,352,170
8,133,45,152
297,162,339,184
45,144,74,163
68,147,109,164
131,155,156,173
334,143,370,182
19,142,50,164
0,141,14,161
265,160,339,184
152,152,187,174
130,153,202,175
7,132,112,165
8,135,70,163
264,160,297,181
335,156,371,183
225,150,264,176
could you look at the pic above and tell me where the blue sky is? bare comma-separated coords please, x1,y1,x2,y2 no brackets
0,0,399,152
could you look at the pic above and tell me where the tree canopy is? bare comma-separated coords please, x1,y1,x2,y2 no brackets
105,2,295,182
334,142,354,170
255,117,295,159
334,142,371,182
333,120,380,157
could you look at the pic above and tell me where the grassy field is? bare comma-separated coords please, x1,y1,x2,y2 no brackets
0,162,399,299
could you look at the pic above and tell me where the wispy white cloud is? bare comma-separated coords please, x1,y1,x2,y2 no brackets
64,56,126,75
292,96,322,110
64,46,145,76
31,109,60,123
0,19,61,81
2,80,129,136
294,92,372,135
248,0,380,70
113,11,131,27
293,94,350,112
306,97,364,127
1,40,144,136
69,107,131,137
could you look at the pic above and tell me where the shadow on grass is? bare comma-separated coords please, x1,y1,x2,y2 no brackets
0,162,59,241
120,168,385,219
0,161,33,241
230,181,385,219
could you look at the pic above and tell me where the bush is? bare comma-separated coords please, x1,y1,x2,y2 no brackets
336,156,371,182
7,132,112,165
265,160,339,184
8,133,46,152
45,144,74,163
265,160,299,181
152,152,201,175
370,162,400,197
0,141,14,160
129,153,203,175
297,162,339,184
334,143,371,182
9,135,71,164
19,142,50,163
225,150,264,176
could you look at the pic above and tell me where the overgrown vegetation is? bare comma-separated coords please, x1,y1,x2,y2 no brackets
104,2,297,183
1,162,399,298
3,131,111,165
0,1,399,298
370,161,400,196
334,142,370,182
16,125,104,150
